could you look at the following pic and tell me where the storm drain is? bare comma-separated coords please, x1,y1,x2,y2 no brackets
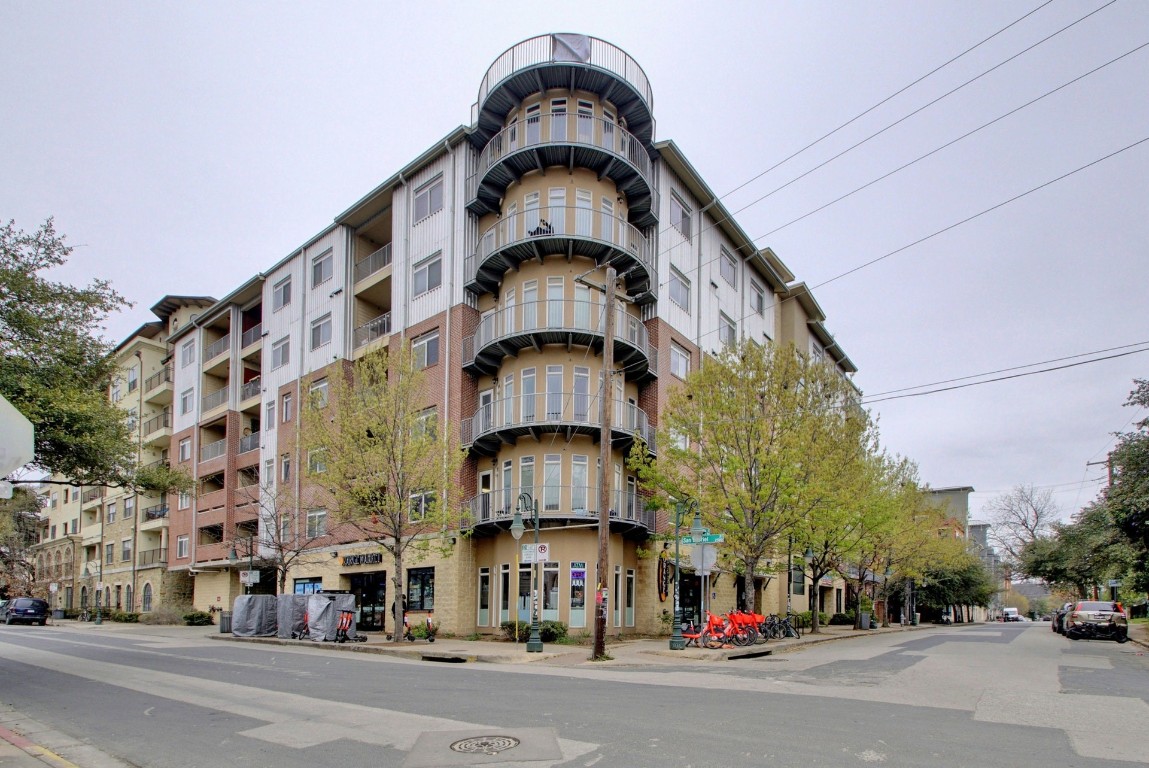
450,735,520,756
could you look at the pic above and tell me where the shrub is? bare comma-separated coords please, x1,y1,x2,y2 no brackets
498,620,568,643
108,611,140,623
140,604,195,625
793,611,830,629
829,611,855,625
183,610,214,626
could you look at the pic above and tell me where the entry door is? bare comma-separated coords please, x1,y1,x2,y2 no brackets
478,389,494,434
478,471,493,522
478,567,490,627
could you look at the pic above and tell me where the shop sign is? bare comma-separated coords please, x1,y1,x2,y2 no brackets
342,552,384,567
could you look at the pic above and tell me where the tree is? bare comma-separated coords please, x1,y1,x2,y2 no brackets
1108,379,1149,591
1020,500,1135,596
985,484,1059,568
1,218,137,487
631,340,871,619
0,486,43,597
235,475,332,595
299,343,463,641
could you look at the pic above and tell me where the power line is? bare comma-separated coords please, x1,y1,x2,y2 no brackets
860,346,1149,405
865,341,1149,398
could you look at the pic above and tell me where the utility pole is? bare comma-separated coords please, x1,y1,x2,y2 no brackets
594,265,616,660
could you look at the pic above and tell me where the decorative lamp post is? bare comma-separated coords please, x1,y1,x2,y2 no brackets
513,492,543,652
669,499,702,650
228,535,255,595
509,510,524,646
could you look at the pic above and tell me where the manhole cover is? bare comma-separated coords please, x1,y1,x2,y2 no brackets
449,735,521,756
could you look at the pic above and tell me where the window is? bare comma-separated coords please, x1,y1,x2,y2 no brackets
127,365,139,392
107,501,117,524
307,449,327,474
308,378,329,408
413,178,443,222
792,562,806,595
111,381,121,402
294,578,323,595
413,331,439,369
543,454,561,511
177,535,189,559
105,543,114,564
306,508,327,538
751,281,766,316
178,388,193,415
416,406,438,438
178,491,191,510
271,337,290,369
410,491,435,521
50,493,58,509
142,583,153,612
407,567,435,610
670,194,691,238
719,313,737,348
670,268,691,312
412,253,442,297
265,401,276,430
121,539,132,562
273,276,292,311
181,340,196,368
124,498,135,519
263,459,274,484
282,392,294,422
720,248,737,287
670,343,690,379
311,249,333,287
310,314,332,350
281,454,291,483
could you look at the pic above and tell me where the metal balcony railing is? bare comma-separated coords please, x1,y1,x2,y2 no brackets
238,431,260,454
141,410,171,436
203,334,231,360
143,504,169,521
138,548,168,566
353,313,392,348
240,377,262,401
241,324,263,348
144,366,173,392
202,386,229,412
464,484,653,528
81,487,105,505
200,438,226,462
473,34,653,122
468,113,654,203
354,243,392,282
462,394,655,449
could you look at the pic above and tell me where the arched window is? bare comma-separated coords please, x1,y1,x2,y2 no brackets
55,551,62,578
142,583,153,612
80,586,88,608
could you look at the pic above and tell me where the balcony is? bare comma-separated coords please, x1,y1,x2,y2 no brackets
471,34,654,148
81,487,105,507
240,377,262,402
467,113,657,228
461,394,655,458
200,438,226,462
462,299,656,381
144,366,173,404
141,410,171,444
238,431,260,454
204,333,231,362
240,324,263,349
464,206,654,303
143,504,169,521
463,484,654,533
354,243,392,283
138,548,168,567
353,312,392,350
201,386,229,414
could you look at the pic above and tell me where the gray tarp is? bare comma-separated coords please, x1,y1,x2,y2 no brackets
231,594,278,637
306,593,357,641
277,594,308,639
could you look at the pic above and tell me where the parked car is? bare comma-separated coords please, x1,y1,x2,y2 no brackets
1064,600,1128,642
1053,602,1074,634
1002,607,1021,622
2,597,49,626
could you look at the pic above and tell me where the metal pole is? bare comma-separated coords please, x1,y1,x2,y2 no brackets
669,502,686,650
786,535,792,614
247,536,254,595
593,266,615,660
527,498,543,652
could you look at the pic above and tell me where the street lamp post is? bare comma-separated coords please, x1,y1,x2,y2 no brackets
512,493,543,652
669,500,703,650
803,546,815,617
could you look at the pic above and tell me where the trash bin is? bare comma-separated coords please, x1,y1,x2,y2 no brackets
219,611,232,634
52,609,65,620
859,612,871,630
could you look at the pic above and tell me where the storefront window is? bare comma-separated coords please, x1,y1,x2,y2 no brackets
408,567,435,610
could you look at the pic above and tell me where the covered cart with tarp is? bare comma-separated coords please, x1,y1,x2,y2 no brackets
231,594,277,637
306,592,357,642
277,594,308,639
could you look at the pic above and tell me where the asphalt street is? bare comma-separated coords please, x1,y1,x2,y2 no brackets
1,621,1147,767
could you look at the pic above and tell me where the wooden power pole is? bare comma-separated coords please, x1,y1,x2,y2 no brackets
593,265,616,660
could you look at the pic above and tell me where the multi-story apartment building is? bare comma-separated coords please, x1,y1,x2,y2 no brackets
39,34,858,634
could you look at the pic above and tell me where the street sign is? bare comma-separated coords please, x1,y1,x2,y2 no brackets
681,533,724,544
521,543,550,563
1108,579,1121,587
240,570,260,586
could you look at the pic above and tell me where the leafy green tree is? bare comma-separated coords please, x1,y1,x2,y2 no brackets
1108,379,1149,591
1,218,131,485
1020,500,1135,596
631,340,870,617
0,486,43,597
299,343,463,641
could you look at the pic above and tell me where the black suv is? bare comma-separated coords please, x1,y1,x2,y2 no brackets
3,597,50,625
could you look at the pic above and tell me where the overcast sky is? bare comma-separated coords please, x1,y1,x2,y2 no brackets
3,1,1146,521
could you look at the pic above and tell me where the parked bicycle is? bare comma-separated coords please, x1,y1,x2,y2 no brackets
764,613,801,640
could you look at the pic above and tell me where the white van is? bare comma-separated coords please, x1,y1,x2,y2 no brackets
1002,607,1020,622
